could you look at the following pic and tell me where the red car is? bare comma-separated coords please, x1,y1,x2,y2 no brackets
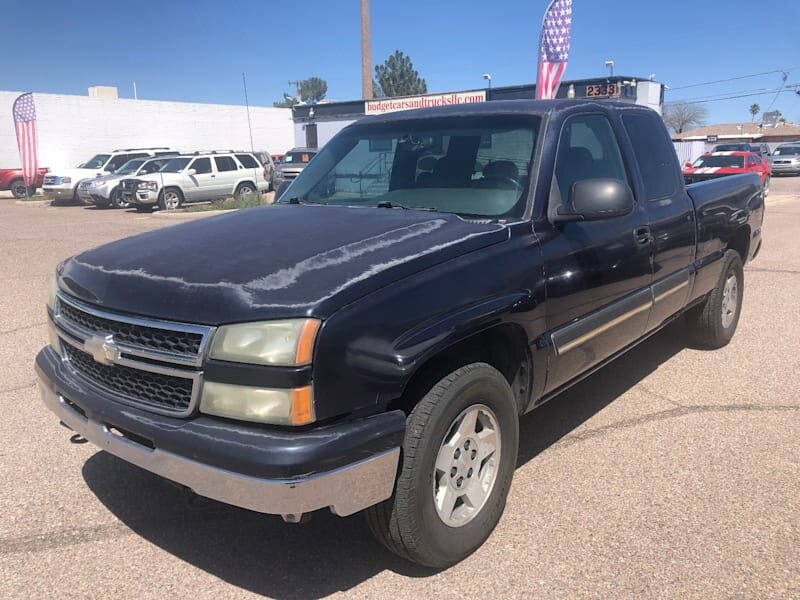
683,151,771,196
0,167,49,198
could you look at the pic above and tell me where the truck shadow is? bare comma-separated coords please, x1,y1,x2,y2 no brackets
82,321,687,598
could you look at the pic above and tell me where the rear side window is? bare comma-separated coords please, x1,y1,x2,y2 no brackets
235,154,259,168
105,154,131,172
554,114,628,203
191,158,212,174
214,156,238,172
622,114,677,200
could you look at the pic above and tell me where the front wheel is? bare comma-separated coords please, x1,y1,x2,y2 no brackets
10,180,27,198
366,362,519,568
110,188,129,209
158,187,183,210
685,249,744,348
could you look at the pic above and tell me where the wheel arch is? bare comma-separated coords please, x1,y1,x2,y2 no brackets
727,225,751,263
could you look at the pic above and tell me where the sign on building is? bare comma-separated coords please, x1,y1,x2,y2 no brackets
365,91,487,116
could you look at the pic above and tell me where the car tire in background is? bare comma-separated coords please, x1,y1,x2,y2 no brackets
9,179,28,199
275,180,291,202
158,187,183,210
110,188,129,209
234,182,257,201
366,362,519,568
685,249,744,349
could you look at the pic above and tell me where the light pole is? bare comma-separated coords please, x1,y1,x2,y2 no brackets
482,73,492,90
604,60,615,78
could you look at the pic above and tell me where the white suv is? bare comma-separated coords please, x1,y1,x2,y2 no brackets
122,152,269,211
42,147,175,204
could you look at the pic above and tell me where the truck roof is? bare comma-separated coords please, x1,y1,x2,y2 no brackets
356,99,655,125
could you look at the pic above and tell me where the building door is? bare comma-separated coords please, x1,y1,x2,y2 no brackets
305,123,318,148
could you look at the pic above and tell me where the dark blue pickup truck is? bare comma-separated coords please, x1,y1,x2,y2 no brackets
36,100,763,568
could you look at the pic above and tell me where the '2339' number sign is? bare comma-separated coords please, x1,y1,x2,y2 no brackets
585,83,620,98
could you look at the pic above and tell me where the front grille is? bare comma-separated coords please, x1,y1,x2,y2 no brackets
43,176,57,185
53,293,212,417
58,299,203,358
63,343,193,413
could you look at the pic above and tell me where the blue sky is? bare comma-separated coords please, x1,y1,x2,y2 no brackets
5,0,800,124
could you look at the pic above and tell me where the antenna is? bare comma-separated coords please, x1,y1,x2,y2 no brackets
242,73,255,153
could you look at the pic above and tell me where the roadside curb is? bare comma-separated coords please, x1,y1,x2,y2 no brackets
14,199,50,205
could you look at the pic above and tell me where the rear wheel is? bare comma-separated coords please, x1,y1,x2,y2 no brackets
9,179,27,198
235,182,257,201
685,249,744,349
366,362,519,568
158,187,183,210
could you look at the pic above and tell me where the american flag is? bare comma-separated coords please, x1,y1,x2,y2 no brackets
536,0,573,100
13,93,39,188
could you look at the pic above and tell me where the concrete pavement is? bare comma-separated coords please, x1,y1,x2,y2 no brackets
1,180,798,599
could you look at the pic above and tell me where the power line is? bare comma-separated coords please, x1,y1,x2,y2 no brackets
764,71,789,112
665,86,799,105
669,66,800,90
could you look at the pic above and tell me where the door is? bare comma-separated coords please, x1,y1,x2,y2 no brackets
539,112,653,394
184,157,214,201
620,112,695,330
305,123,318,148
213,156,241,196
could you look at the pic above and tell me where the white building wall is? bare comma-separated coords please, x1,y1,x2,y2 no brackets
294,118,358,149
0,91,294,170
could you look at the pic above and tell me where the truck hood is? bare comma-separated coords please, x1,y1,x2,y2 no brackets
58,204,509,324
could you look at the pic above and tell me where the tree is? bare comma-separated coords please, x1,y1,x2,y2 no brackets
273,77,328,107
749,103,760,122
299,77,328,104
374,51,427,98
662,101,709,134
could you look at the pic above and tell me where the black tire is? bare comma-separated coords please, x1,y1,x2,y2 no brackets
93,199,110,208
685,249,744,349
275,180,291,202
366,362,519,568
158,187,183,210
235,182,257,201
109,188,129,209
9,179,27,199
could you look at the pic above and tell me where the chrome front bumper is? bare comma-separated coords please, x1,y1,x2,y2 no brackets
42,187,75,200
39,378,400,522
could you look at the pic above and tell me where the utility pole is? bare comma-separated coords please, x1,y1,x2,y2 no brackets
361,0,373,100
288,80,302,103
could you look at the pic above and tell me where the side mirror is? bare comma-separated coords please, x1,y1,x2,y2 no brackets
684,161,693,168
186,168,197,176
553,178,634,224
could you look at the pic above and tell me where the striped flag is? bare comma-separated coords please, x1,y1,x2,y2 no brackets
13,93,39,188
536,0,573,100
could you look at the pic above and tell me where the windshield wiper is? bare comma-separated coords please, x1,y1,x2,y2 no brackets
376,200,437,212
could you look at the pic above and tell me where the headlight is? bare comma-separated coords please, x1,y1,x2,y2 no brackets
200,383,314,425
46,275,58,312
209,319,320,366
59,177,72,184
137,181,158,191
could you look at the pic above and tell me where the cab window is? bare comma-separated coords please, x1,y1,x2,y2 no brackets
622,113,677,200
190,158,212,174
214,156,237,172
552,114,629,206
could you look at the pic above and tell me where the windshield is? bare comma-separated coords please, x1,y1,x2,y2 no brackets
79,154,111,169
774,146,800,156
115,159,147,175
692,155,745,168
283,151,316,164
713,144,749,152
159,157,192,172
281,115,541,219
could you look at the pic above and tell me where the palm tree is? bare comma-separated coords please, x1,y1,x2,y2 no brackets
749,103,760,123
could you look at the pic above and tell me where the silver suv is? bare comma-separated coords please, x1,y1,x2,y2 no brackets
769,143,800,175
77,155,177,208
121,151,270,211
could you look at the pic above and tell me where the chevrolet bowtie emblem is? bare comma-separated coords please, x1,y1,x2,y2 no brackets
84,335,121,366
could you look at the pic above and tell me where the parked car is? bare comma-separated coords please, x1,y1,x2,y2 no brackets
683,151,771,195
42,148,175,204
769,142,800,175
121,151,269,211
37,100,763,568
0,167,49,198
712,142,770,158
273,147,317,195
77,155,178,208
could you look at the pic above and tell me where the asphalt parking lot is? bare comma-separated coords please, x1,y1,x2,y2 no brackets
1,178,798,599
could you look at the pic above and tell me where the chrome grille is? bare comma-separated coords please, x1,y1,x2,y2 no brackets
43,176,57,185
53,293,213,417
63,343,194,413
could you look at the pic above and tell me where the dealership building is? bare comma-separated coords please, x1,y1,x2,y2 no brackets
291,75,665,148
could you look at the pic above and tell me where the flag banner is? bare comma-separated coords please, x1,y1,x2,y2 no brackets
13,93,39,188
536,0,573,100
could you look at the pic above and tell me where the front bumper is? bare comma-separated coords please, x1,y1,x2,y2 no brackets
134,189,159,205
36,347,404,520
770,163,800,174
42,186,76,200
